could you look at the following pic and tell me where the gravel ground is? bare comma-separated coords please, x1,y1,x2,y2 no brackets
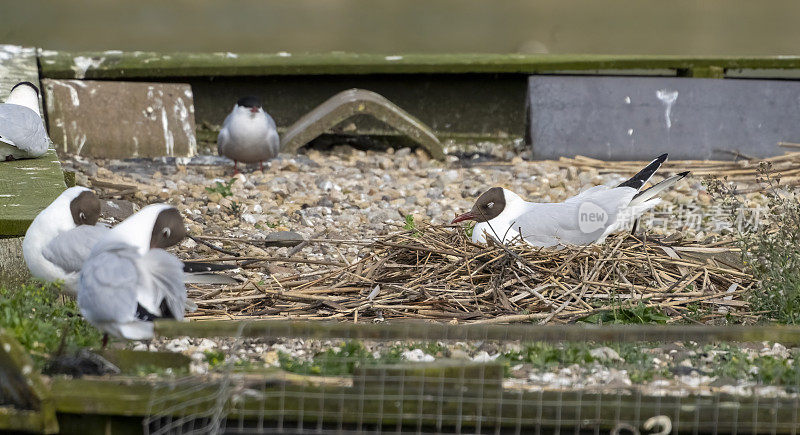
59,146,780,396
61,145,715,272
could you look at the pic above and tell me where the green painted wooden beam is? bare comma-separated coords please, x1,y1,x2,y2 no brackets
0,330,59,433
38,50,800,79
0,149,68,236
0,45,67,237
155,320,800,345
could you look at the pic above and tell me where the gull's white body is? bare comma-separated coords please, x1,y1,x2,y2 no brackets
471,186,661,247
78,204,187,340
22,187,108,294
217,105,280,163
0,84,50,160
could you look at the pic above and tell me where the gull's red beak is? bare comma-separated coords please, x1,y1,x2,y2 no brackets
451,211,476,224
250,107,260,113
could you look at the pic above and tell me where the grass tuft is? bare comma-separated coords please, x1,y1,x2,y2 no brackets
706,163,800,323
0,282,101,366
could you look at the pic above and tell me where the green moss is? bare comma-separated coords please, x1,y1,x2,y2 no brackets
503,342,670,382
279,341,377,376
203,349,226,368
0,282,102,366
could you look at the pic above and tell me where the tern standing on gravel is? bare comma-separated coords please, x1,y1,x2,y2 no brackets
453,153,689,247
78,204,188,343
0,81,51,161
23,187,105,294
217,95,280,173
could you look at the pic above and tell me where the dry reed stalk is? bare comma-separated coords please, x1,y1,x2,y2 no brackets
188,223,755,325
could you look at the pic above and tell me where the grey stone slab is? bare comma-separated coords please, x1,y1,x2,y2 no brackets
281,88,444,160
263,231,304,247
43,79,197,158
528,75,800,160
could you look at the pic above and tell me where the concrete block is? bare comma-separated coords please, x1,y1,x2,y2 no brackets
43,79,197,158
528,75,800,160
281,88,444,160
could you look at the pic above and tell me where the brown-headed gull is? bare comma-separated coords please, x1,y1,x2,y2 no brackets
23,187,105,294
0,81,51,161
78,204,188,343
217,95,280,173
453,153,689,247
24,189,238,294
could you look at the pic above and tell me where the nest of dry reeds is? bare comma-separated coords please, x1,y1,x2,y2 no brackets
188,224,755,324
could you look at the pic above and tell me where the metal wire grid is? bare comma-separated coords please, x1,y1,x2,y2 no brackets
143,322,800,434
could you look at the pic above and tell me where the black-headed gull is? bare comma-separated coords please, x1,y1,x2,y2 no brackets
0,81,51,161
78,204,188,342
23,187,105,294
25,189,238,293
217,95,280,173
453,153,689,247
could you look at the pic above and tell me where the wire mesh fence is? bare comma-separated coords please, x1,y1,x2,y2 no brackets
143,321,800,434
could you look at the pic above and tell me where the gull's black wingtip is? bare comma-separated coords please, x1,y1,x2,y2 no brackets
618,153,670,190
11,81,39,95
182,261,238,273
677,170,690,177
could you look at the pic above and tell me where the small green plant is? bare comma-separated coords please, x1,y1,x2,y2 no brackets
227,200,243,217
465,222,475,238
204,349,227,368
0,282,102,366
205,178,236,198
506,341,668,382
279,341,377,376
404,214,415,230
579,303,669,325
404,214,421,237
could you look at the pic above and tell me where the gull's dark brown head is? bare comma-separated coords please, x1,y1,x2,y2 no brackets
451,187,506,224
69,190,101,226
150,207,187,249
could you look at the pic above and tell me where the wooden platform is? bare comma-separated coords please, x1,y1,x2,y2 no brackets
0,45,67,285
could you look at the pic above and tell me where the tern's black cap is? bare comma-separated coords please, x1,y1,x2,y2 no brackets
11,81,39,96
236,96,262,109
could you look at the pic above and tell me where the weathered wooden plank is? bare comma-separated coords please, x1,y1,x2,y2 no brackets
35,51,800,79
42,79,197,158
49,376,800,433
0,45,66,236
0,45,66,287
155,319,800,345
99,350,191,374
0,330,59,433
0,151,69,236
353,360,504,395
0,408,49,433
